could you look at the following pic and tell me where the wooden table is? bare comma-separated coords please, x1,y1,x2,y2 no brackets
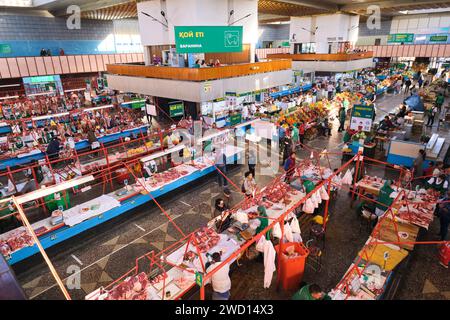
375,217,419,251
356,180,385,196
374,136,389,152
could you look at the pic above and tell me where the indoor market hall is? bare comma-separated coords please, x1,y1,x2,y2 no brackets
0,0,449,305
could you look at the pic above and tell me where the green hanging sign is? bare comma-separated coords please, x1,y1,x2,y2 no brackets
429,35,448,42
229,113,242,126
387,33,414,43
169,101,185,117
175,26,243,53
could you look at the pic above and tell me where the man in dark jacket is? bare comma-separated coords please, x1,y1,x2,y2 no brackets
438,190,450,241
338,106,346,132
46,137,60,160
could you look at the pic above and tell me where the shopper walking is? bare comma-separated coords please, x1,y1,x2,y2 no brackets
418,76,424,88
298,122,305,148
248,149,256,178
283,152,296,183
426,105,438,127
282,135,292,164
413,149,426,183
242,171,257,198
206,252,231,300
338,106,346,132
435,92,445,114
404,78,412,95
291,124,299,150
215,148,228,189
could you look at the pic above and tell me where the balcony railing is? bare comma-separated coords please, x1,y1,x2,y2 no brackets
266,52,374,61
0,53,144,79
356,44,450,58
106,59,292,82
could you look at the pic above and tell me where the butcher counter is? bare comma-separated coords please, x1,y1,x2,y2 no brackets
1,145,244,265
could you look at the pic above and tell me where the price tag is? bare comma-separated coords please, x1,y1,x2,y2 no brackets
81,186,92,193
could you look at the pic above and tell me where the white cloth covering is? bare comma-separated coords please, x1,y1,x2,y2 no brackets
256,235,266,253
284,223,294,242
290,216,301,234
263,240,276,288
320,185,330,201
272,222,282,239
303,198,314,214
206,261,231,294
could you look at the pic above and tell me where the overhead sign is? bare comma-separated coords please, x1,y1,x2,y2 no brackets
430,35,448,42
121,100,146,109
387,33,414,43
350,104,374,132
169,101,184,117
175,26,243,53
26,75,57,83
229,114,242,126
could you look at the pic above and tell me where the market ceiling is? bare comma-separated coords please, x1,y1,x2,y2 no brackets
1,0,449,22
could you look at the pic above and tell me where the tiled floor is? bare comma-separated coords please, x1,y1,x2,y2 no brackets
11,90,450,300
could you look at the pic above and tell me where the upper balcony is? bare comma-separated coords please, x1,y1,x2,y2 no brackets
106,59,292,82
0,53,144,80
266,52,374,61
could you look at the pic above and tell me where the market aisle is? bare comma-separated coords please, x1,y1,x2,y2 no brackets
13,90,450,300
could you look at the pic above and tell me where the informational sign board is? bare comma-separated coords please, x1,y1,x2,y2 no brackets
350,104,374,132
169,101,184,117
429,35,448,42
146,104,157,116
122,100,146,109
229,114,242,126
225,92,237,107
175,26,243,53
387,34,414,43
0,44,11,54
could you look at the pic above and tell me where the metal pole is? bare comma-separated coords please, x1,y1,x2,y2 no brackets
351,153,361,202
323,181,332,231
11,196,71,300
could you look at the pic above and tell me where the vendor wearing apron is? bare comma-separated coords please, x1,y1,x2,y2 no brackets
255,205,271,240
375,180,394,217
44,191,70,213
303,179,315,194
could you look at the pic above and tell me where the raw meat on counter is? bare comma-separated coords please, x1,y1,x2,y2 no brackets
0,229,34,257
192,227,220,253
264,182,296,203
146,167,190,189
106,272,149,300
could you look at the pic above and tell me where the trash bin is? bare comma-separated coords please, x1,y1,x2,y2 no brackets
363,143,376,158
115,168,129,185
274,242,309,291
